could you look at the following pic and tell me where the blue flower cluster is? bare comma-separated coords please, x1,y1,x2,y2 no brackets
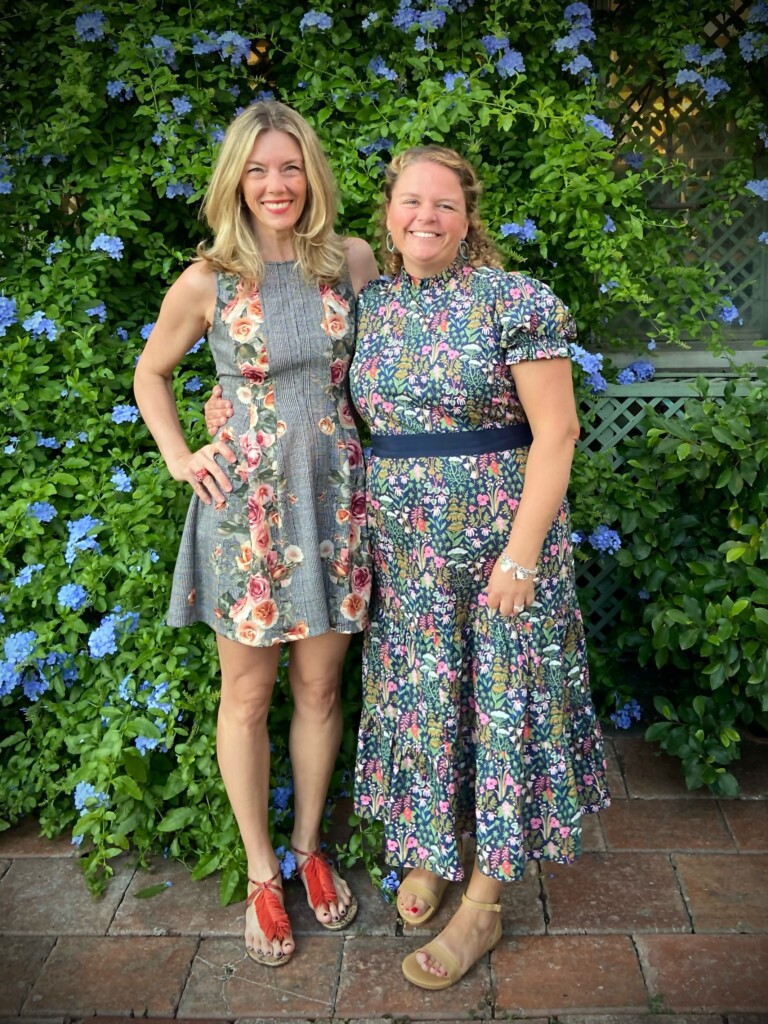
166,181,194,199
88,607,139,659
65,514,102,565
46,241,63,264
603,214,616,233
74,10,107,42
676,40,729,102
369,56,398,81
111,404,139,424
90,233,124,260
0,295,17,336
171,96,192,117
58,584,88,611
14,564,44,588
480,34,525,77
299,10,332,33
73,781,109,813
739,30,768,62
106,80,134,101
599,279,618,294
275,845,297,879
140,322,156,340
588,524,621,554
85,302,107,322
191,30,252,65
0,630,39,699
444,71,470,92
359,137,393,158
759,232,768,245
150,34,176,65
500,218,538,243
36,433,60,449
362,12,379,29
183,376,203,393
556,2,595,80
622,151,644,171
4,436,18,454
718,301,743,325
583,113,613,140
746,179,768,200
111,467,132,492
27,501,57,523
571,344,607,393
617,359,655,384
381,870,400,901
610,697,642,729
22,310,57,341
272,783,293,811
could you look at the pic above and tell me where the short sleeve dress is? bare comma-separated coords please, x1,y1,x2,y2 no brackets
167,263,371,646
349,260,610,882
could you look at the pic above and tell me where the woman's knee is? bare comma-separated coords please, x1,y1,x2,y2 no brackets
290,670,341,721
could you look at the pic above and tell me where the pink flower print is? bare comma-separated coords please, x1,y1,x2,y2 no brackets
405,835,418,849
329,357,349,386
417,847,429,860
252,598,279,630
350,490,366,524
255,483,274,503
559,826,571,837
338,399,355,429
433,556,446,568
550,543,559,555
246,297,264,321
438,800,449,813
240,363,267,384
479,712,490,726
351,566,372,601
486,777,497,790
346,438,363,467
387,839,398,852
247,494,266,527
246,575,271,604
229,595,250,622
239,433,262,469
229,317,259,343
250,522,271,558
256,429,275,448
529,817,543,830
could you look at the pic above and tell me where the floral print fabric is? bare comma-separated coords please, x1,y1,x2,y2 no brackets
167,266,371,645
350,262,610,882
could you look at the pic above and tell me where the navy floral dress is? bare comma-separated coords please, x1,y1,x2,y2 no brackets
349,261,610,883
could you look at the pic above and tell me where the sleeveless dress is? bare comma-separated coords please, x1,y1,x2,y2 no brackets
349,261,610,882
168,263,371,646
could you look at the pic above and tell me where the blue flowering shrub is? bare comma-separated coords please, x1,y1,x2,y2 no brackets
1,0,766,892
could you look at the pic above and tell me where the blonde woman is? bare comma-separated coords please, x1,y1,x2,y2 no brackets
134,101,378,967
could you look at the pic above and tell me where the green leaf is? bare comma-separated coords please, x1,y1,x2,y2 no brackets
134,883,172,899
157,807,196,832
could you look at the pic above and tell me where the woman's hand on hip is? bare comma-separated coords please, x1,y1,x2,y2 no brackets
169,442,236,506
485,559,535,618
204,384,234,436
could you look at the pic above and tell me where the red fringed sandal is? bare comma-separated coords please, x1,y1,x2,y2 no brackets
292,847,358,930
245,870,293,966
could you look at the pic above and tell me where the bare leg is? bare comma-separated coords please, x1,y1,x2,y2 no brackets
415,861,503,978
216,635,294,962
288,630,354,924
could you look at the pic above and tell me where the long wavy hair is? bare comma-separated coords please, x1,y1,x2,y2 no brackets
197,102,345,286
380,145,504,276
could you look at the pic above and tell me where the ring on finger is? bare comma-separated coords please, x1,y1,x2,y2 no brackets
512,603,525,613
194,468,209,482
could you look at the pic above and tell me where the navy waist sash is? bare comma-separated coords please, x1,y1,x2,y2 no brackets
369,423,533,458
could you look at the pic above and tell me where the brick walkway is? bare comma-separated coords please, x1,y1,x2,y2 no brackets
1,734,767,1023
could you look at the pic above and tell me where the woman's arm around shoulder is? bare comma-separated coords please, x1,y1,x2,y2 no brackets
344,236,379,297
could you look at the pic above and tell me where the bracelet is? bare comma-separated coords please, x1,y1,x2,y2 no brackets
498,553,538,580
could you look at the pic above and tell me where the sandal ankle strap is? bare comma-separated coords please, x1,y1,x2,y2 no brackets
246,869,282,907
461,893,501,913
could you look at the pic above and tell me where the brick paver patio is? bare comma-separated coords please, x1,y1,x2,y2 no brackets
1,734,766,1023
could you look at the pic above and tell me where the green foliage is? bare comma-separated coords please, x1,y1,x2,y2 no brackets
599,370,768,793
0,0,765,897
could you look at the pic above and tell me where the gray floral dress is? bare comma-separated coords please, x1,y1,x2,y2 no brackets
168,263,371,645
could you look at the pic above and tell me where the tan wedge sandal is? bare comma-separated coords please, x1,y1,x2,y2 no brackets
401,892,502,990
397,872,450,926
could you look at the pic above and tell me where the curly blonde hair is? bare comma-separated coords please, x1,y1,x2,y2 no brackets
197,102,345,286
380,145,504,276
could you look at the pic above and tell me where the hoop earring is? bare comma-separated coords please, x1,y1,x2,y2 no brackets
458,239,469,261
385,231,398,254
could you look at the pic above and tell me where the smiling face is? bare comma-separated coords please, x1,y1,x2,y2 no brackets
386,160,470,279
239,129,308,244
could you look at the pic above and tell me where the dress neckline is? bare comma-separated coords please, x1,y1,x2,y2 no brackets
396,257,471,296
